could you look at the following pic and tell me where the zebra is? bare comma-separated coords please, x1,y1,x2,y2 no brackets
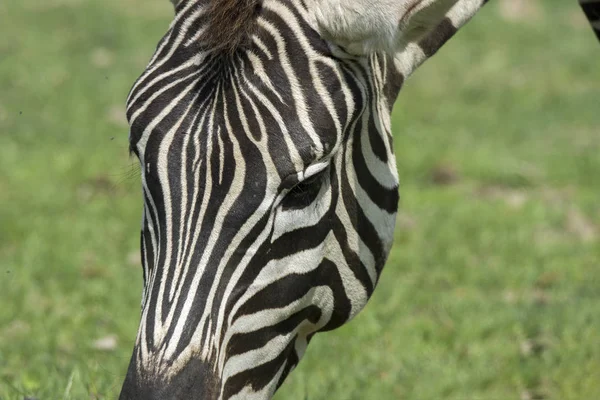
119,0,599,398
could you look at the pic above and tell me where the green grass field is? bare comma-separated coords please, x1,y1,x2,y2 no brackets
1,0,599,399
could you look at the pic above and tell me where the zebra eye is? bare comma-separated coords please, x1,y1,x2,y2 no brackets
281,170,327,210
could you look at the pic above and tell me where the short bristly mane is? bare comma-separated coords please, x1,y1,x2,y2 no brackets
201,0,263,54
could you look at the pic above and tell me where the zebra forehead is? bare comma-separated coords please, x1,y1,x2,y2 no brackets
172,0,263,54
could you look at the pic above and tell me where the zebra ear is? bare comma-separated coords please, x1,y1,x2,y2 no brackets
313,0,465,54
393,0,486,78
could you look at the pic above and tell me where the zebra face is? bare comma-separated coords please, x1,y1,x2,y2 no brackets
119,0,488,399
122,23,399,400
122,47,399,398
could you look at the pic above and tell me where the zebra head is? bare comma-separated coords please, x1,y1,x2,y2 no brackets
119,0,485,399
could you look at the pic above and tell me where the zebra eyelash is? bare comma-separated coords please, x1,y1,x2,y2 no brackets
281,167,329,210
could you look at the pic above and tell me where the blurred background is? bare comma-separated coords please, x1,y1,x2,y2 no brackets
1,0,599,399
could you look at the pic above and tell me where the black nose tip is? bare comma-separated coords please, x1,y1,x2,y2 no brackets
120,357,220,400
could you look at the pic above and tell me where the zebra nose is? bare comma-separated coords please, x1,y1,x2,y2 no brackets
119,357,221,400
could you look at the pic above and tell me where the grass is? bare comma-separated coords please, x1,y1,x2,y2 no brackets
1,0,599,399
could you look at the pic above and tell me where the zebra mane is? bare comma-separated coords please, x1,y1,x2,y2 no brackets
201,0,263,54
